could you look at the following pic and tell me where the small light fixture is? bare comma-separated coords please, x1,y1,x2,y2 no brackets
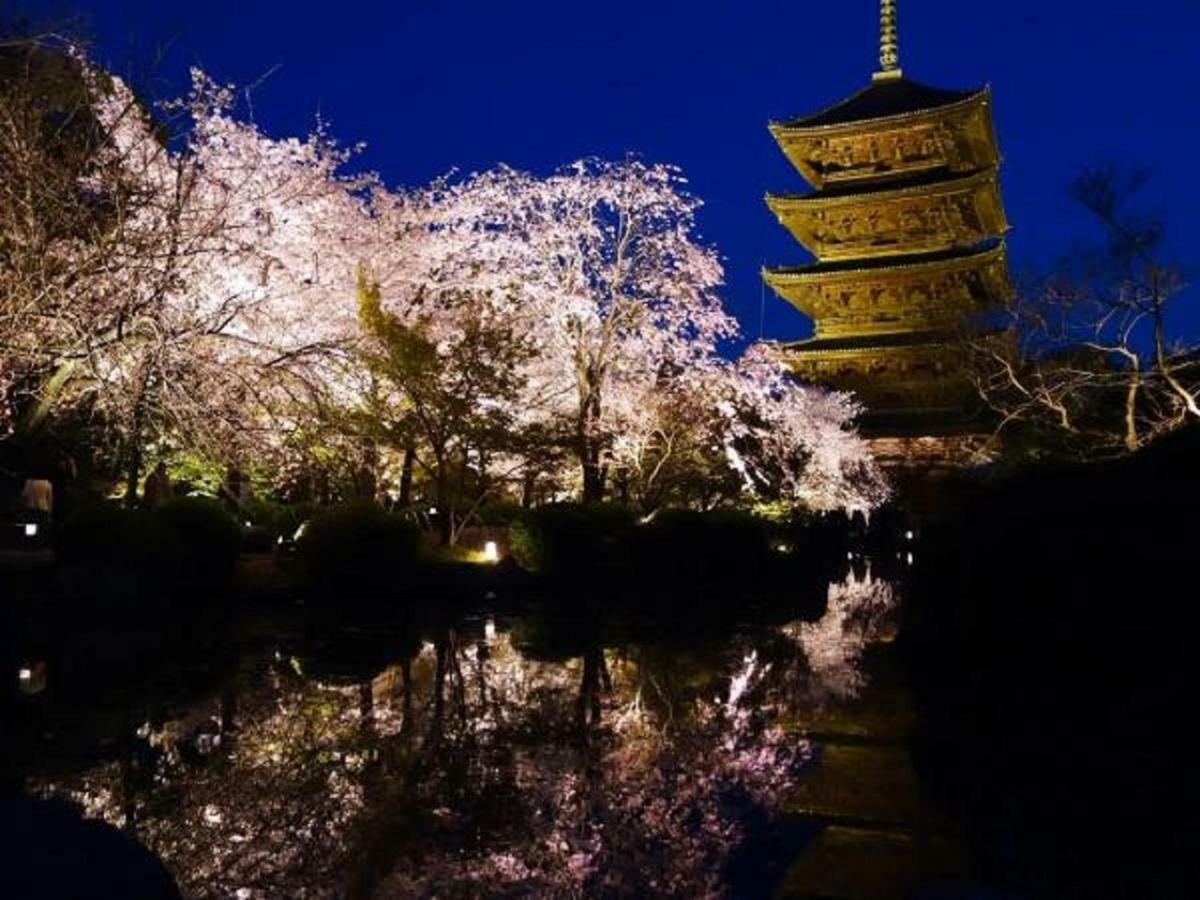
428,506,438,515
23,523,37,537
906,552,914,566
905,530,914,541
483,541,499,562
485,617,496,641
847,551,853,561
17,662,44,695
244,520,252,528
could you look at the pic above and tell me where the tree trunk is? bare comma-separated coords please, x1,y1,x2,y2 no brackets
576,647,604,732
398,445,415,506
579,392,605,503
521,468,536,508
434,465,452,545
356,446,378,500
581,454,604,503
123,439,142,509
1123,368,1140,453
1151,274,1200,420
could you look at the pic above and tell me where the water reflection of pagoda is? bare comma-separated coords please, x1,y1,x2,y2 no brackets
763,1,1010,467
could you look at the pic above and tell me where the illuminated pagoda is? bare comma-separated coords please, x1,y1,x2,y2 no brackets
763,0,1011,467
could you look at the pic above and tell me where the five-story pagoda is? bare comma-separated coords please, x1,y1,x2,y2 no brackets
763,1,1010,466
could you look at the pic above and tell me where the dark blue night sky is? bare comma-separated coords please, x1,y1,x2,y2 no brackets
48,0,1200,345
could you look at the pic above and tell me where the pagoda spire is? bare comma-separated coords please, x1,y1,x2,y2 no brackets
874,0,903,81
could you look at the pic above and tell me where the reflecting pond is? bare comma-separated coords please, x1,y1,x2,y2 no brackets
13,562,968,898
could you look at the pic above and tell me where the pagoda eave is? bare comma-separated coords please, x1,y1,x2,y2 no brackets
765,170,1008,262
777,329,961,357
762,243,1011,331
768,85,998,189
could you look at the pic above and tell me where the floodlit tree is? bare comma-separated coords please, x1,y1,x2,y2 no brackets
611,348,888,514
971,166,1198,459
406,161,886,514
422,160,735,503
355,269,536,542
0,38,103,441
3,43,885,517
531,160,734,502
1,40,370,498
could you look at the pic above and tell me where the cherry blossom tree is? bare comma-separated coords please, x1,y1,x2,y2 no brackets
1,41,372,497
610,347,889,514
509,159,734,502
4,42,884,516
372,161,886,515
0,38,103,441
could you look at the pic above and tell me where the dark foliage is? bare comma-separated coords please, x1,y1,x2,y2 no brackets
298,501,420,592
155,498,241,591
626,508,770,587
57,498,246,608
476,501,524,527
58,503,182,605
904,425,1200,899
508,502,635,576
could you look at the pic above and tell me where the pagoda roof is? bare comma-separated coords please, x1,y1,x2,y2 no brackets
768,167,987,204
775,78,985,131
780,329,960,354
765,169,1008,262
765,240,1004,280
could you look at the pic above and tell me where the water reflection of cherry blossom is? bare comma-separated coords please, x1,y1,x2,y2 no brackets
783,566,898,703
31,614,827,898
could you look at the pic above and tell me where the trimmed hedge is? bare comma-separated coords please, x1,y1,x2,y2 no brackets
508,503,635,576
298,501,420,590
59,499,242,604
627,509,770,584
508,504,777,586
156,497,241,590
59,504,181,597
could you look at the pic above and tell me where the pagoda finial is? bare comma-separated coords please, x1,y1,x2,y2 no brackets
874,0,903,81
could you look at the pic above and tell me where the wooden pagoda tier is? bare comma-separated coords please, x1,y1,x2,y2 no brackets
765,169,1007,263
763,242,1010,340
772,328,1010,430
763,69,1012,463
767,82,1000,188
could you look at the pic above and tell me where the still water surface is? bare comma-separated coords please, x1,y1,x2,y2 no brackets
17,563,964,898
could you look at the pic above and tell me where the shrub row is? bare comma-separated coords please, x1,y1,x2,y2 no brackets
286,501,787,592
297,501,420,590
508,503,779,584
59,498,241,604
